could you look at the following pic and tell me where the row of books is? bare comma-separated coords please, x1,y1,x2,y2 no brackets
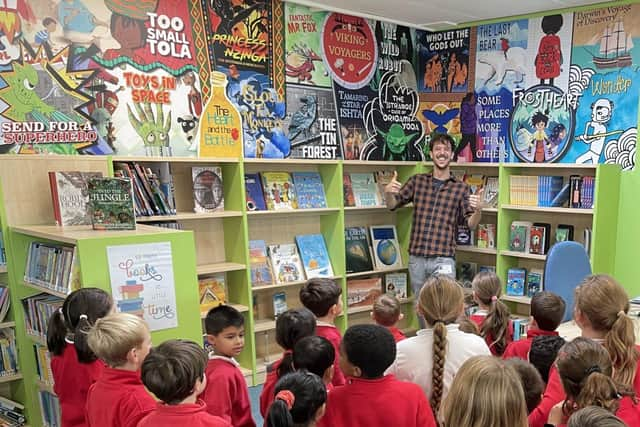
24,243,80,294
34,344,54,386
38,390,60,427
509,175,595,208
345,225,402,274
506,268,544,297
343,171,392,208
450,172,499,207
0,329,19,378
245,172,326,211
456,224,496,249
114,162,179,217
0,396,26,426
0,231,6,265
22,294,63,338
509,221,574,255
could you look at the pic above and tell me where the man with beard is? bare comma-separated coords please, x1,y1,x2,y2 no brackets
384,134,483,313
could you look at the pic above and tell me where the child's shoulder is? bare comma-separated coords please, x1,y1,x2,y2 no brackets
206,357,243,379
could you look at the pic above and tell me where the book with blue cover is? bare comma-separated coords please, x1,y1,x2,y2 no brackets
295,234,334,278
245,173,266,211
292,172,327,209
527,269,544,297
369,225,402,270
507,268,527,296
350,173,382,207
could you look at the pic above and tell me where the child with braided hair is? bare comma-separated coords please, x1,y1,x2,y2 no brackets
388,275,489,417
265,371,326,427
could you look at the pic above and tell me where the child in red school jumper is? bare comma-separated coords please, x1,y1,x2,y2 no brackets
47,288,112,427
469,271,514,356
292,336,335,390
138,339,231,427
265,371,327,427
299,278,345,386
529,275,640,427
371,294,406,343
505,358,545,414
86,313,155,427
545,337,639,427
259,308,316,418
318,324,436,427
201,305,255,427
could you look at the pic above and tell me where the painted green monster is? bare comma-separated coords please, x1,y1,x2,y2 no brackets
378,123,417,160
127,102,172,155
0,62,55,121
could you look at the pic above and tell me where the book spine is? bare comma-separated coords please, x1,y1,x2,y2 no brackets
48,173,62,226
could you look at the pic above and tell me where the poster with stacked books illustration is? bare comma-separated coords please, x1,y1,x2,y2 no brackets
107,242,178,331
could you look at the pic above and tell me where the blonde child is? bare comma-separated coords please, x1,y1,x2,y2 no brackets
372,294,406,342
86,313,154,427
387,275,490,415
441,356,528,427
529,274,640,427
470,271,513,356
138,339,230,427
47,288,112,427
292,336,335,388
265,371,327,427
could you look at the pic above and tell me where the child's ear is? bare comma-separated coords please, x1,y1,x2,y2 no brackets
323,364,334,385
352,366,362,378
314,403,327,423
126,347,137,364
398,313,404,321
194,375,207,395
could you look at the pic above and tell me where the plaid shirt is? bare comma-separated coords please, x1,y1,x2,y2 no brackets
394,173,473,257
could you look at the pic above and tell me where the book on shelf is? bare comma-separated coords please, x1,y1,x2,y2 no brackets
550,182,570,207
483,176,499,208
22,294,63,338
509,221,532,253
268,243,305,284
249,240,274,287
292,172,327,209
512,318,530,341
48,171,103,226
479,265,496,274
569,175,582,208
527,269,544,297
192,166,224,213
273,292,287,318
347,277,383,308
0,231,5,265
0,395,25,426
0,285,10,323
198,274,226,316
385,272,407,299
464,174,484,195
456,225,474,246
369,225,403,270
555,224,574,243
344,226,374,274
506,268,527,296
350,173,382,207
261,172,298,210
529,225,548,255
375,171,394,207
34,344,54,385
476,224,495,249
245,173,267,211
39,390,60,427
343,173,355,207
457,261,477,288
537,176,564,207
450,169,466,181
583,228,592,256
0,329,18,377
24,243,81,294
146,162,176,214
295,234,334,278
579,176,595,209
88,177,136,230
114,162,174,217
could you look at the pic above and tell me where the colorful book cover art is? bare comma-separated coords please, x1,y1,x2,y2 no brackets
527,269,544,297
419,100,461,159
291,172,327,209
295,234,334,278
506,268,527,296
245,173,267,211
285,85,341,159
565,4,640,169
268,243,305,284
345,226,374,274
384,272,407,299
509,224,528,252
284,3,330,87
261,172,298,210
350,173,381,207
369,225,402,270
198,274,226,315
88,177,135,230
49,171,103,226
192,167,224,213
374,22,416,85
249,240,274,286
417,27,473,93
347,277,382,307
343,173,355,207
333,82,375,160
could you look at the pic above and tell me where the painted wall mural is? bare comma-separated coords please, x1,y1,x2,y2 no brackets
0,0,637,168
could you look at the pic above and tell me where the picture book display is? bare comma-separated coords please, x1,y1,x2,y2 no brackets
555,224,575,242
249,240,274,286
369,225,403,270
245,173,266,211
509,221,532,253
527,269,544,297
476,224,496,249
295,234,334,278
268,244,305,284
350,173,382,207
49,171,103,226
292,172,327,209
529,225,549,255
483,176,499,208
273,292,288,318
375,171,394,207
262,172,298,210
88,177,136,230
192,167,224,213
385,272,407,299
198,274,226,316
347,277,383,308
506,268,527,297
115,162,175,218
345,226,374,274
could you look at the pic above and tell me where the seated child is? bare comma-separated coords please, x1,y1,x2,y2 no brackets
441,356,528,427
86,313,155,427
259,308,316,418
201,305,255,427
299,278,345,386
318,324,436,427
265,371,327,427
372,294,406,342
470,272,514,356
292,336,335,388
567,406,626,427
138,339,231,427
503,291,566,361
529,334,566,383
504,358,545,414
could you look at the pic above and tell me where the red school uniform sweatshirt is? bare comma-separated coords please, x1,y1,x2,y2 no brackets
259,356,283,418
528,345,640,427
318,375,437,427
137,400,232,427
387,326,406,343
51,342,106,427
470,312,514,356
201,356,255,427
502,328,559,360
316,323,346,386
86,367,156,427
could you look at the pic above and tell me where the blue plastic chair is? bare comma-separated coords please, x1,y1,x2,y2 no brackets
543,241,592,322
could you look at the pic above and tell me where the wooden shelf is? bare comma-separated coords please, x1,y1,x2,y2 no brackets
12,224,180,245
502,295,532,304
347,305,371,315
22,281,68,299
426,161,499,168
343,160,420,166
254,319,276,333
456,246,497,255
197,262,246,276
247,208,340,217
26,333,47,346
344,205,413,213
0,321,16,329
483,207,498,213
35,379,56,395
499,250,546,261
136,211,243,222
0,373,22,384
252,276,341,291
501,205,593,215
346,266,407,278
112,156,239,163
502,163,597,169
200,303,249,319
0,265,6,273
244,158,339,165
